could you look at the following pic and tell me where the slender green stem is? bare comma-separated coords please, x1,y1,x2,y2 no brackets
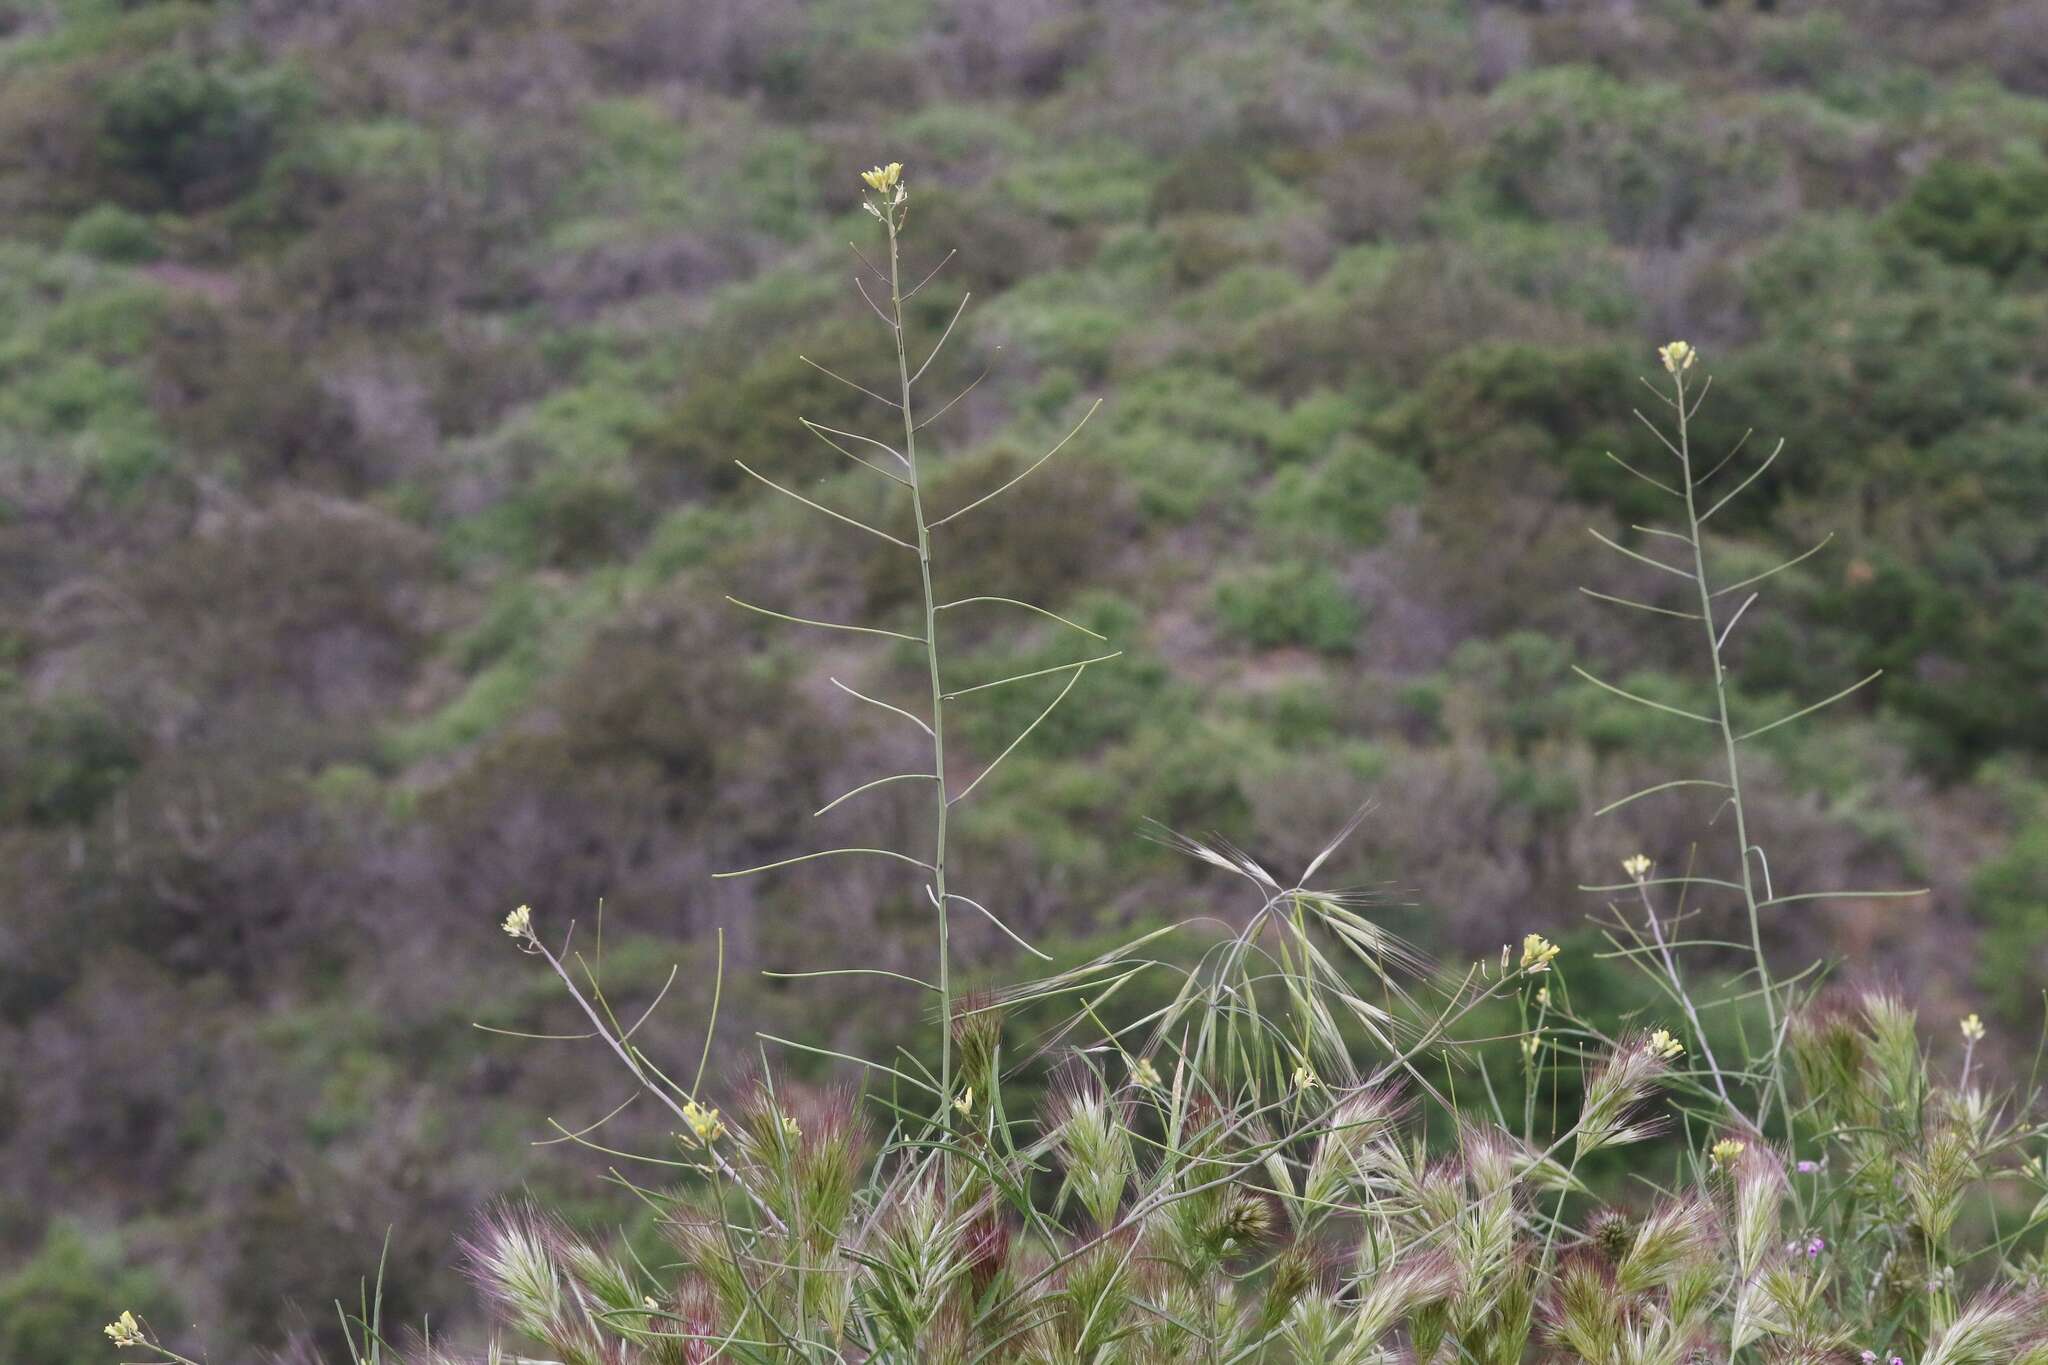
1632,876,1749,1131
885,209,953,1110
1673,369,1784,1133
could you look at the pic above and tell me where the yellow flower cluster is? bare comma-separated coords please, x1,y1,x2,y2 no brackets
1622,853,1652,882
1292,1063,1320,1091
1131,1056,1162,1090
1519,932,1561,974
681,1099,725,1146
1646,1028,1684,1061
1961,1012,1986,1042
502,904,533,941
859,161,909,220
104,1312,146,1348
1710,1137,1746,1170
953,1086,974,1118
1658,340,1697,374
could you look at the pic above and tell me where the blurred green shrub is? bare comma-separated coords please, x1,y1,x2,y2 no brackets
952,595,1173,762
1446,631,1575,753
641,319,883,497
1975,804,2048,1020
1479,66,1784,246
99,55,313,210
1212,560,1361,654
1267,389,1360,464
0,692,142,827
1380,341,1634,509
1093,365,1280,524
1894,153,2048,277
1148,148,1255,223
1254,436,1423,550
62,202,161,262
0,1221,173,1365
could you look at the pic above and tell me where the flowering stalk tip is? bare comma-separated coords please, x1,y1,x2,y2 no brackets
502,904,534,941
1519,932,1561,974
859,161,908,218
680,1099,725,1146
104,1311,146,1348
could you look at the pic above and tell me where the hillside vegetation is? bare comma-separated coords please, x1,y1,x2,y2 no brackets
4,1,2048,1359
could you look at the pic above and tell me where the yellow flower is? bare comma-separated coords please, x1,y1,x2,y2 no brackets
1519,932,1561,974
860,161,903,193
1535,986,1551,1009
681,1099,725,1146
1658,340,1696,374
1961,1013,1986,1042
953,1086,974,1119
104,1312,146,1348
1522,1034,1542,1061
1647,1029,1684,1061
502,904,533,940
1131,1056,1162,1090
778,1111,802,1143
1292,1063,1320,1091
1622,853,1652,882
1710,1137,1746,1170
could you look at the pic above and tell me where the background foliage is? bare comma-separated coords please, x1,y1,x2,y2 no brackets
3,0,2046,1358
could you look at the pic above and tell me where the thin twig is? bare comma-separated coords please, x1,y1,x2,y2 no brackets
1712,532,1834,598
950,661,1091,805
916,355,998,431
829,676,934,737
943,650,1124,699
936,595,1107,640
1579,586,1699,620
713,846,936,879
799,354,900,409
1571,665,1715,725
1588,527,1692,579
901,248,956,300
1734,670,1882,742
910,292,971,385
814,771,938,817
929,399,1102,528
734,460,915,549
528,934,787,1232
726,596,923,643
854,276,897,329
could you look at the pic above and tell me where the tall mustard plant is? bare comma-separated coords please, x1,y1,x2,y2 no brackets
1580,341,1925,1141
102,178,2048,1365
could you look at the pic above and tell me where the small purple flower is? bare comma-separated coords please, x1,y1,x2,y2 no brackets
1796,1159,1820,1174
1861,1353,1877,1364
1806,1236,1825,1259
